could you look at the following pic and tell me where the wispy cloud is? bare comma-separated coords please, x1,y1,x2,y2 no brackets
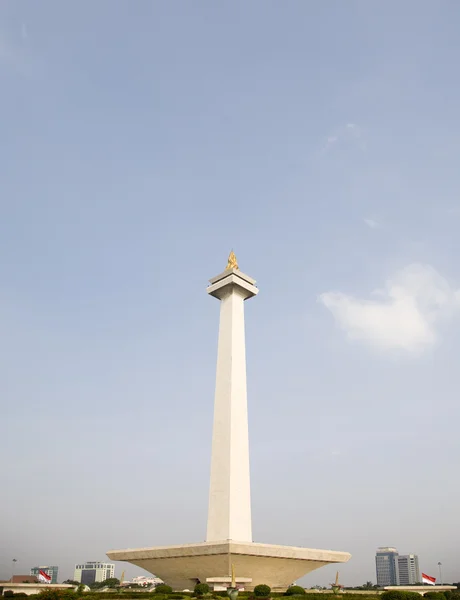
363,217,381,229
319,264,460,354
446,207,460,216
0,27,36,77
320,122,366,155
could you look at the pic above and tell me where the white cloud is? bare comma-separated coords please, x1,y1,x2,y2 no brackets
319,264,460,353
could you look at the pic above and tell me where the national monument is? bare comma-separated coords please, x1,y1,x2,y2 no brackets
107,253,351,590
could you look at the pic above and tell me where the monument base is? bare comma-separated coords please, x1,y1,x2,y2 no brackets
384,587,457,597
206,577,252,591
107,540,351,591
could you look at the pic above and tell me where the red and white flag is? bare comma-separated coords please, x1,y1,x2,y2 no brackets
38,570,52,584
422,573,436,586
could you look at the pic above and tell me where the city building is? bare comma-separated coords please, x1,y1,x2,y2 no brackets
30,567,59,584
74,562,115,585
376,547,400,587
398,555,420,585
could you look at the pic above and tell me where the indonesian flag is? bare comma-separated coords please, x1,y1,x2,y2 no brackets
422,573,436,586
38,570,52,584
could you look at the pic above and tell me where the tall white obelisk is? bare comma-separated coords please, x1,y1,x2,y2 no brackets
206,251,258,543
108,255,351,590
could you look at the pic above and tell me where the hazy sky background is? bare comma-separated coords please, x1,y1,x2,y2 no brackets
2,0,460,587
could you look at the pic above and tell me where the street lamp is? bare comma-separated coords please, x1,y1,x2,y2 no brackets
438,562,443,585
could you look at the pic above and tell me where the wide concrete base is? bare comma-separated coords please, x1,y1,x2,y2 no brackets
384,587,457,596
0,584,75,597
107,540,351,591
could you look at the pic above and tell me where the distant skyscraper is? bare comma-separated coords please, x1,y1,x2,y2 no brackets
376,547,400,586
30,566,58,584
398,555,420,585
74,562,115,585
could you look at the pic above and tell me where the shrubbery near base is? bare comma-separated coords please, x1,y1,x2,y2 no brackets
253,585,271,598
194,584,210,597
284,586,305,596
155,585,174,595
382,592,435,600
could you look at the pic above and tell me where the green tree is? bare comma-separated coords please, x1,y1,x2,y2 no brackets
90,577,120,590
103,578,120,588
156,584,173,594
254,584,271,597
194,583,210,596
285,586,306,596
362,582,376,590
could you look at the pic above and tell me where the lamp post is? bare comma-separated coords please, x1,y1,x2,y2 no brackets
12,559,17,580
438,562,443,585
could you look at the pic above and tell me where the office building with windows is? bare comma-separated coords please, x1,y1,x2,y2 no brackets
376,547,400,587
30,566,59,584
398,554,420,585
74,562,115,585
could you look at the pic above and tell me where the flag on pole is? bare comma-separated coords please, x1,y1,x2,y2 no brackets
38,570,52,584
422,574,436,586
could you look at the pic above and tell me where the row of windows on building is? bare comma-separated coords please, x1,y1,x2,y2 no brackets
75,564,110,570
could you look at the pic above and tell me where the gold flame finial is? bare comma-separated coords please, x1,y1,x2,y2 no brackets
225,250,239,271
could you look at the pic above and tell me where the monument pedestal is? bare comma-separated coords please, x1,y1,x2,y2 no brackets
206,576,252,591
107,540,350,592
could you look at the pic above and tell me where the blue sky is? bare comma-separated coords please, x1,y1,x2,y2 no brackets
1,0,460,587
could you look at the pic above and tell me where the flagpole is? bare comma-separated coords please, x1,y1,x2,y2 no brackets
438,563,443,585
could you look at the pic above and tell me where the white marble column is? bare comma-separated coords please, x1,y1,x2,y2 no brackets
206,257,258,543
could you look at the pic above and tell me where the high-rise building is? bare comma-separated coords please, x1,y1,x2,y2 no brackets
74,562,115,586
376,547,400,587
398,555,420,585
30,566,59,584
